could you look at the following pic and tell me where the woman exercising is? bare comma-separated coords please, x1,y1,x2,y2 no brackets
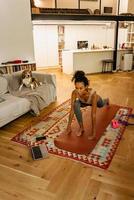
66,70,109,139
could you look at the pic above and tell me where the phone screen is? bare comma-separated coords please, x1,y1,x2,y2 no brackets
31,146,43,160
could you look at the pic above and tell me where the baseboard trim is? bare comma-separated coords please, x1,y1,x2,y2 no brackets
37,66,61,70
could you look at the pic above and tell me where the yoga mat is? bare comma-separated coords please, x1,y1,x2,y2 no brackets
54,105,119,154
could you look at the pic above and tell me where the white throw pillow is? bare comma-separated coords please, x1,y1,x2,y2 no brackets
0,76,8,95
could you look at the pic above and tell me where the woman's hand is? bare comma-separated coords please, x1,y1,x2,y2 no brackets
88,92,97,140
66,125,72,135
88,128,96,140
66,90,76,135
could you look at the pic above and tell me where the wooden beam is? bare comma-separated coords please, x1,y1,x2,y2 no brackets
32,14,134,22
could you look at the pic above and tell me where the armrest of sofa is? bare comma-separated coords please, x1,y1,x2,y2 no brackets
32,72,56,89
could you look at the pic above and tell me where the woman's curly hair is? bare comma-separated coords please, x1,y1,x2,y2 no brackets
71,70,89,86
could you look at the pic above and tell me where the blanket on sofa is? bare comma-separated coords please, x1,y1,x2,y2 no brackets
5,72,55,115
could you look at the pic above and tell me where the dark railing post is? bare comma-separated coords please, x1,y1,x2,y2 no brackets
99,0,102,14
117,0,120,15
55,0,57,8
113,20,119,71
30,0,33,19
78,0,80,9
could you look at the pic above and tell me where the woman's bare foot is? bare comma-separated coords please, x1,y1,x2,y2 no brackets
105,98,110,107
88,134,96,140
77,128,84,136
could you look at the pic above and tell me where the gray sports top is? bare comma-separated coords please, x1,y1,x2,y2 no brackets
76,88,95,104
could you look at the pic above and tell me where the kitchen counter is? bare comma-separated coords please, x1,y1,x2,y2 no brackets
62,49,132,74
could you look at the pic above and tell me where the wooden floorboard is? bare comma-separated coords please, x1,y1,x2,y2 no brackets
0,69,134,200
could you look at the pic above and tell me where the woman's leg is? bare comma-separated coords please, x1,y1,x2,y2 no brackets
97,97,109,108
74,99,84,136
103,98,110,106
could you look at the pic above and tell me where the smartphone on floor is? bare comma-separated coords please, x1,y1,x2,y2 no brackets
30,143,48,160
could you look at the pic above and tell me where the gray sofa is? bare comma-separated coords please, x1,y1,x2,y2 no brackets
0,71,56,127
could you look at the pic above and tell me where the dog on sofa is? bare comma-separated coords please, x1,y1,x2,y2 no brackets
19,69,42,91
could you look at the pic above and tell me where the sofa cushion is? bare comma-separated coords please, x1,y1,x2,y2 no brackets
0,76,8,94
0,94,30,127
3,71,22,92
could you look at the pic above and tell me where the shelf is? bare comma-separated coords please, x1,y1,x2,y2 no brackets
126,22,134,49
58,25,65,66
0,62,36,74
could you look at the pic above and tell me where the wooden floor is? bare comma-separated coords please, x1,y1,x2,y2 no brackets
0,69,134,200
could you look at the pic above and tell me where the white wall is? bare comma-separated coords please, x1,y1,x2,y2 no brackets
33,0,133,14
34,0,78,9
80,0,117,14
34,0,55,8
128,0,134,13
33,25,58,67
0,0,35,63
64,24,115,50
57,0,78,8
33,0,134,14
101,0,117,14
32,21,127,68
80,0,99,12
119,0,128,13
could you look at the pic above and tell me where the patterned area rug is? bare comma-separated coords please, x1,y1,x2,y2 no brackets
11,99,132,169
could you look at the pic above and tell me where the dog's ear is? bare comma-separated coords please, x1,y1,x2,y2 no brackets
22,70,26,79
29,70,32,77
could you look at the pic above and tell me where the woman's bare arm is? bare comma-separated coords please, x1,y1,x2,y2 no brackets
89,92,97,139
66,90,76,133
